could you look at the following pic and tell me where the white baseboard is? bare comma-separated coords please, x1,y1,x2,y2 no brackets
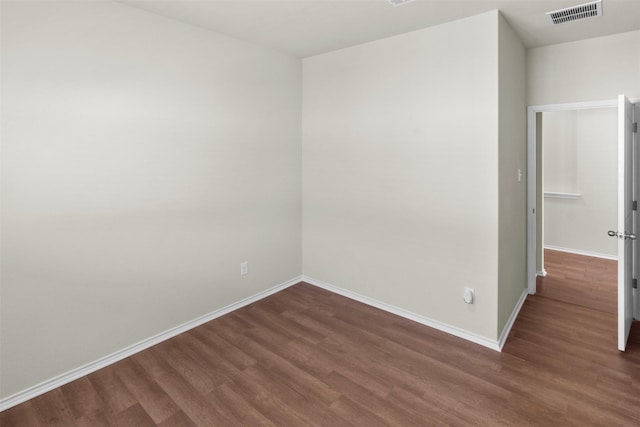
301,276,502,352
544,245,617,261
497,288,528,350
0,275,302,413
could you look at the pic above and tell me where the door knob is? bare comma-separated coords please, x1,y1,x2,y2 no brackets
608,230,637,240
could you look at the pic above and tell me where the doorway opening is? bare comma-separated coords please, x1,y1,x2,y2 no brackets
537,107,618,314
526,97,639,351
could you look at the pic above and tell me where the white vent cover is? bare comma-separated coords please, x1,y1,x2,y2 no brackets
387,0,416,7
546,0,603,24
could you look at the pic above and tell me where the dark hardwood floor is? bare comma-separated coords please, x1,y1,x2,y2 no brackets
537,249,618,314
2,275,639,426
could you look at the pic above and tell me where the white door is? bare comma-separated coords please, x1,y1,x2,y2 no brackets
616,95,635,351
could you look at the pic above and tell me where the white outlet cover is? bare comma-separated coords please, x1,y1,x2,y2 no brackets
463,287,474,304
240,262,248,276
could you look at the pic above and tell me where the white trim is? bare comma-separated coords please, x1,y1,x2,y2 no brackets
497,288,528,350
529,99,617,111
527,106,537,294
529,98,640,112
544,245,618,261
544,191,581,199
537,269,548,277
0,276,302,412
301,276,502,352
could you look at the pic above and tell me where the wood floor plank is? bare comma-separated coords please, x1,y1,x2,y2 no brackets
29,388,76,426
221,326,342,407
0,401,42,427
150,371,235,427
225,368,315,427
173,336,246,387
189,326,256,371
386,385,470,427
58,377,105,420
88,365,138,415
112,358,181,424
149,339,219,394
156,411,197,427
328,395,389,427
73,409,112,427
324,370,435,426
242,365,352,427
111,403,156,427
207,383,276,427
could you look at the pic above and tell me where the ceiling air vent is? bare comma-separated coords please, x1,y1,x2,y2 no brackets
546,0,603,24
387,0,416,7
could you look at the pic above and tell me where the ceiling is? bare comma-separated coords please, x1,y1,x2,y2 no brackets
118,0,640,57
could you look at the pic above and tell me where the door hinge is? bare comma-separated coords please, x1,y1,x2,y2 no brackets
633,122,638,133
634,279,638,289
633,200,638,211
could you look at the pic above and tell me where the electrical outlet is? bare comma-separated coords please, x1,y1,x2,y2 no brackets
240,261,248,276
463,287,474,304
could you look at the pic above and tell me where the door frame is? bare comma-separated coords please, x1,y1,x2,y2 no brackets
526,99,635,295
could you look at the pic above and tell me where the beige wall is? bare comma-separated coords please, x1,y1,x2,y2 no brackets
303,11,501,340
0,0,302,399
497,14,527,336
543,111,579,194
528,30,640,105
543,109,618,257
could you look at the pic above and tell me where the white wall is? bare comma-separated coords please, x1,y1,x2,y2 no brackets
303,11,501,340
528,30,640,105
543,111,579,194
0,0,301,399
543,108,618,257
497,14,527,336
